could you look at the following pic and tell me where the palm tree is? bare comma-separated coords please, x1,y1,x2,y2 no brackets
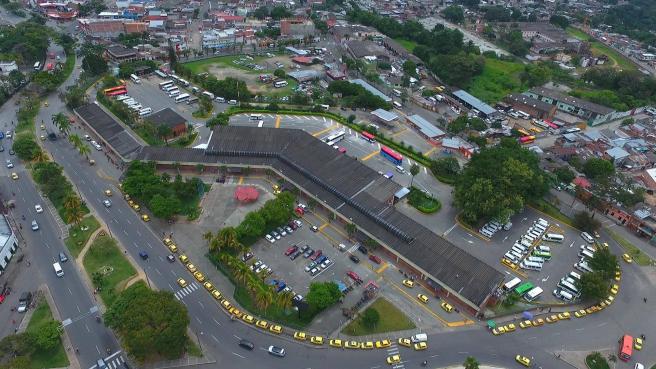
68,133,83,151
255,286,274,311
216,227,242,253
232,263,250,286
409,163,420,187
345,223,357,240
52,113,71,135
275,290,294,311
78,143,91,159
202,231,214,246
64,195,84,225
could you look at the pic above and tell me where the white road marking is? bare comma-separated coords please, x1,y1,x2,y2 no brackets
198,301,205,309
213,318,222,326
154,268,161,275
211,334,220,343
233,334,241,340
232,352,245,359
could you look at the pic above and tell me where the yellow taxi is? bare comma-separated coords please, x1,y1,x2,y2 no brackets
44,101,48,107
598,300,608,310
241,314,255,324
221,300,231,310
329,339,343,348
177,278,187,288
211,290,222,300
179,254,188,263
532,318,545,327
440,301,453,313
610,284,619,295
402,279,414,288
345,341,360,349
10,172,18,180
40,124,45,130
413,342,427,351
417,294,429,304
504,323,516,332
104,189,112,196
574,309,587,318
546,315,559,323
386,355,401,365
141,214,150,222
492,327,506,335
269,325,282,334
501,258,516,269
557,312,571,320
615,270,621,281
163,238,173,246
186,263,197,273
203,282,213,291
515,355,531,367
635,337,643,350
375,339,391,348
293,332,307,341
310,336,324,345
40,135,46,141
132,203,141,212
604,296,615,305
255,320,269,329
193,271,205,282
228,307,243,318
127,200,135,207
398,338,412,347
168,244,178,253
519,320,532,329
622,253,633,263
362,341,374,350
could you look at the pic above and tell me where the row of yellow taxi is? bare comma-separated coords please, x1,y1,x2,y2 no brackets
404,280,454,313
112,188,151,222
492,271,622,336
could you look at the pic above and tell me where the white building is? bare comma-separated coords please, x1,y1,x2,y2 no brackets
0,215,18,275
201,28,238,50
0,61,18,76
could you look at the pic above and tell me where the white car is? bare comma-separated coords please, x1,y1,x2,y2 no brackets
6,160,13,168
103,199,111,208
35,204,43,213
265,234,275,243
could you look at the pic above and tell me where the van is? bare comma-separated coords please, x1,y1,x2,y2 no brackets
520,239,532,248
504,252,518,262
553,288,574,302
522,235,535,243
510,250,522,260
569,271,582,281
514,243,527,252
480,229,493,238
536,218,549,227
533,223,546,232
410,333,427,343
529,230,542,238
139,108,152,116
574,261,593,273
581,232,594,244
579,249,595,259
511,246,525,255
228,99,237,105
580,245,596,253
395,165,406,174
53,262,64,277
168,90,180,97
527,256,545,264
216,97,225,103
520,260,542,271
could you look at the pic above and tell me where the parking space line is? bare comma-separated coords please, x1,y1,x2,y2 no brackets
275,115,281,128
318,222,329,231
312,212,350,240
238,176,244,185
375,262,390,274
361,150,380,161
312,124,338,137
390,128,407,138
423,146,438,156
388,280,448,326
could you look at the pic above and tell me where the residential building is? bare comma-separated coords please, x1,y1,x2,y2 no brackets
0,215,18,275
0,61,17,76
280,18,316,39
201,29,238,50
146,108,187,138
104,45,139,63
524,87,620,126
345,40,390,61
505,93,557,120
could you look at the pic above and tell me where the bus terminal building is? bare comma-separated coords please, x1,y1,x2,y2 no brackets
136,126,504,314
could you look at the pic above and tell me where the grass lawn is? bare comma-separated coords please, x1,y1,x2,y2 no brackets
64,216,100,258
341,298,416,336
566,27,636,71
83,235,137,307
407,187,441,213
26,300,69,369
393,38,418,52
184,55,266,75
585,353,610,369
233,286,314,329
607,229,653,266
467,58,525,104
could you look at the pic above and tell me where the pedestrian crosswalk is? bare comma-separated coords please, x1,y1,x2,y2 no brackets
174,282,199,300
386,345,405,369
87,352,125,369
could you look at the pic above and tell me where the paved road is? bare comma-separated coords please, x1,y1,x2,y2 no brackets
419,16,510,57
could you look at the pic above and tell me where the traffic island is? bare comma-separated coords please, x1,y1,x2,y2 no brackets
341,298,416,336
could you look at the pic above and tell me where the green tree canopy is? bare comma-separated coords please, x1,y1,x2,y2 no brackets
554,166,576,184
149,194,181,219
32,320,61,351
583,158,615,181
579,272,609,301
464,356,480,369
573,211,601,232
104,283,189,362
588,247,619,280
361,307,380,329
306,281,341,311
82,54,108,76
442,5,465,24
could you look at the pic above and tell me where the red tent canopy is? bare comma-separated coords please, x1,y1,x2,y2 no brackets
234,186,259,203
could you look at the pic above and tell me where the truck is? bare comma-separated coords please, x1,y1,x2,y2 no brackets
410,333,427,343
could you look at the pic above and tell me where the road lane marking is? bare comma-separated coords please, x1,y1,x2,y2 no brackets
312,124,338,137
390,128,407,137
233,334,241,340
198,301,205,309
195,317,202,324
154,268,161,275
361,149,379,161
213,318,222,326
275,115,281,128
211,334,220,343
232,352,245,359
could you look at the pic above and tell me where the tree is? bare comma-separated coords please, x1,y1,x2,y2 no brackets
273,68,286,79
554,166,575,184
345,222,357,239
104,283,189,362
64,195,84,225
431,157,460,180
13,136,41,161
91,271,105,289
573,211,601,232
579,272,609,300
583,158,615,181
207,112,230,128
361,307,380,329
157,124,173,144
82,54,108,76
33,320,61,351
402,60,418,78
149,194,181,219
502,29,530,57
305,282,341,311
253,6,269,20
270,6,291,20
621,117,634,126
409,163,420,187
464,356,480,369
442,5,465,24
216,227,243,254
549,15,570,29
52,113,70,135
588,247,619,280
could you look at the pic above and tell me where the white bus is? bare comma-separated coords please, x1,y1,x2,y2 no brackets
130,74,141,84
520,260,543,271
564,127,581,134
179,79,190,87
250,114,263,121
543,233,564,243
581,232,594,243
175,93,190,103
202,91,215,100
164,85,178,92
392,89,402,97
155,70,168,78
170,74,180,82
322,130,346,146
579,249,595,259
569,271,582,281
553,288,574,302
159,80,174,89
168,90,181,98
574,261,593,273
524,286,543,302
502,277,521,291
34,61,41,71
393,101,402,109
558,280,580,295
274,80,288,88
527,256,545,264
187,96,199,105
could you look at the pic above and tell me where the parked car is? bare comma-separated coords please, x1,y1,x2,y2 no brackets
358,245,368,254
349,254,360,263
310,250,323,261
369,254,382,264
285,245,299,256
303,248,314,258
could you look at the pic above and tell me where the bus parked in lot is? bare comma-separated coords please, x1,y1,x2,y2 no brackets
502,277,521,292
159,80,174,89
361,131,376,143
175,93,190,103
542,233,564,243
514,282,534,295
524,286,543,302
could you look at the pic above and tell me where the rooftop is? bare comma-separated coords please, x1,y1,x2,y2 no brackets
506,93,554,113
146,108,186,128
371,109,399,122
452,90,497,116
106,45,137,58
527,88,615,115
136,126,504,307
407,114,445,139
350,79,392,103
74,103,142,159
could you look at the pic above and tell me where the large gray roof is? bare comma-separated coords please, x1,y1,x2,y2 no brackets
74,103,142,159
453,90,497,116
407,114,445,139
137,126,504,307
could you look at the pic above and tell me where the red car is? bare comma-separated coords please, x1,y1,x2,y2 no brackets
284,245,299,256
310,250,323,261
346,271,362,282
368,254,382,264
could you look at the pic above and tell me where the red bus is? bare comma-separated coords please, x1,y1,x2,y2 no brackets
106,89,127,96
519,135,535,144
544,120,559,129
103,85,127,95
380,146,402,165
361,131,375,143
618,335,633,361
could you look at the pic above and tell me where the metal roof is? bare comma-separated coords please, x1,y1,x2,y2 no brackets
452,90,497,116
136,126,504,307
350,79,392,103
371,109,398,122
407,114,445,139
74,103,142,159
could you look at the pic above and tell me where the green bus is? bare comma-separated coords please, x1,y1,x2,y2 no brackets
515,282,535,295
533,250,552,260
